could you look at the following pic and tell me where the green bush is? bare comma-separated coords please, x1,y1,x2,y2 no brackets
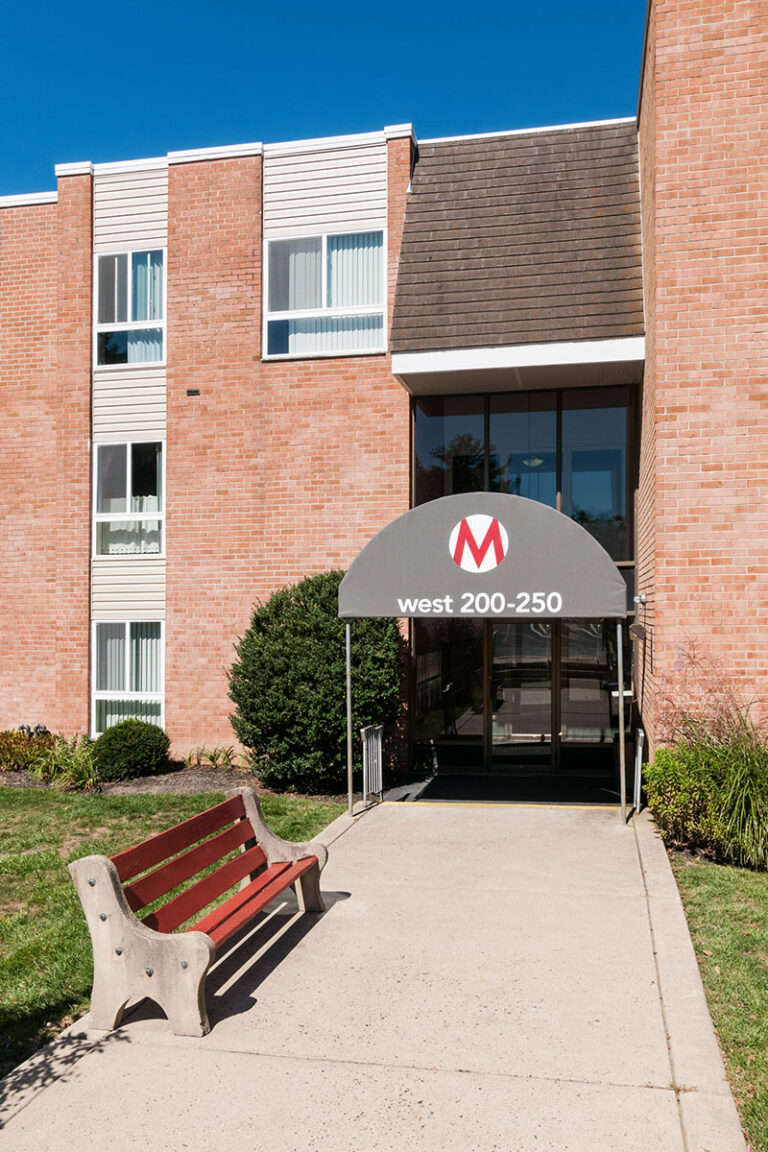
32,735,97,791
229,570,403,794
0,728,55,772
646,706,768,869
93,719,170,783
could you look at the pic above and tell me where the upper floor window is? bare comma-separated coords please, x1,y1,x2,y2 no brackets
94,441,163,555
96,250,164,365
264,230,384,358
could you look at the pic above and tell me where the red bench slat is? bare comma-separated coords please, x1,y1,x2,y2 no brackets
123,819,255,913
196,857,317,949
112,795,246,882
189,861,292,938
142,843,268,934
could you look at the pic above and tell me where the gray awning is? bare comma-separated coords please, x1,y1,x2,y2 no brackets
339,493,626,619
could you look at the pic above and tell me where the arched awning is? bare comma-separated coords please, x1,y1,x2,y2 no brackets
339,493,626,620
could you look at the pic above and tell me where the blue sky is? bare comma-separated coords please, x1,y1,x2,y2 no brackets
0,0,646,195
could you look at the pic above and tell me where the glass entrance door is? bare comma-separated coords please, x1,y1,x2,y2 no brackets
490,621,553,770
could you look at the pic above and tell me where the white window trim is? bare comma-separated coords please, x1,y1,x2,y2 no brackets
262,227,387,361
92,440,166,559
93,246,168,370
91,619,165,738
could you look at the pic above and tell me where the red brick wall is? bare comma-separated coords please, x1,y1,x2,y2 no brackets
639,0,768,747
165,141,413,753
0,173,92,736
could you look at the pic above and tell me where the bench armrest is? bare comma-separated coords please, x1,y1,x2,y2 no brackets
225,787,329,872
69,854,215,1035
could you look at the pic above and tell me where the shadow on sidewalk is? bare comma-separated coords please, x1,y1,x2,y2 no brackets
0,1029,131,1129
125,890,350,1032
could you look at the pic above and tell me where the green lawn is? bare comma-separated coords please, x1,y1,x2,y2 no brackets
0,788,343,1078
671,851,768,1152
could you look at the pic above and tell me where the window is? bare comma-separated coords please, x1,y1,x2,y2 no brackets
92,621,163,735
96,250,164,365
265,230,384,357
94,442,163,555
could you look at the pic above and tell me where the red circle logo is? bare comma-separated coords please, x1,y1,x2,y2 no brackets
449,515,509,573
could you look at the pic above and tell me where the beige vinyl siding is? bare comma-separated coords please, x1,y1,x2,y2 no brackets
263,144,387,238
93,166,168,252
92,365,166,439
91,558,166,620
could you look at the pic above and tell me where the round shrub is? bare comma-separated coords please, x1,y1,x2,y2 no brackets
229,570,403,794
93,719,170,783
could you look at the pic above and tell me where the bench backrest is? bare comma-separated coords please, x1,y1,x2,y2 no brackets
111,794,266,934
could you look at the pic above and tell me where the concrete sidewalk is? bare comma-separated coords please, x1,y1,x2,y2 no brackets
0,804,746,1151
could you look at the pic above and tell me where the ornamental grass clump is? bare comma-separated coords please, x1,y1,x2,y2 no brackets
229,570,403,794
646,651,768,869
31,735,97,791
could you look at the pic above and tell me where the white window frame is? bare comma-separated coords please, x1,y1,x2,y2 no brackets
93,246,167,369
262,227,387,360
90,619,165,738
92,440,166,559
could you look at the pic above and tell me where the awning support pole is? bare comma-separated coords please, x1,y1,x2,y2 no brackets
346,622,353,815
617,621,627,823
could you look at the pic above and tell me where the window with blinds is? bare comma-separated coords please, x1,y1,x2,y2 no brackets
94,442,163,556
265,231,385,358
96,249,165,365
92,621,163,735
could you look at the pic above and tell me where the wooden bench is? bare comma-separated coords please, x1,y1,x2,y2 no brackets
69,787,328,1037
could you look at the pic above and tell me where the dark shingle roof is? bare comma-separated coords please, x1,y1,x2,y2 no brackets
391,122,644,353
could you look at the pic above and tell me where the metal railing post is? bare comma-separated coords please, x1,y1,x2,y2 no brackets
617,621,627,823
346,622,353,815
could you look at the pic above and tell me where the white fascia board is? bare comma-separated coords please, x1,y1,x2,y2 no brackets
421,116,635,145
263,129,386,158
0,190,58,208
168,141,263,164
392,337,646,375
55,161,93,177
93,157,168,175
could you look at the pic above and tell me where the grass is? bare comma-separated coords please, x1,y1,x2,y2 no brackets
0,788,344,1078
671,851,768,1151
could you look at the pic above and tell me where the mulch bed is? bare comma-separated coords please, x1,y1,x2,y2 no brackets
0,763,347,804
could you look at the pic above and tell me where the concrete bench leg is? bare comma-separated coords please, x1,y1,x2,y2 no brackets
295,862,326,913
69,856,216,1037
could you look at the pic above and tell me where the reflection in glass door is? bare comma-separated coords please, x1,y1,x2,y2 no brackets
490,622,552,769
559,620,628,777
413,617,485,771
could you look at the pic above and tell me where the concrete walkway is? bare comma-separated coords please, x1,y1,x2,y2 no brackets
0,804,746,1151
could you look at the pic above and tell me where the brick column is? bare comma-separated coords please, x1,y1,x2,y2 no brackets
0,201,60,729
166,154,263,751
53,170,93,735
640,0,768,747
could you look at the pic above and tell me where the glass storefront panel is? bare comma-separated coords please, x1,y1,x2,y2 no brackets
413,396,485,506
489,392,557,506
561,388,629,561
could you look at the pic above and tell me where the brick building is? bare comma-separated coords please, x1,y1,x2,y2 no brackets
1,0,765,796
